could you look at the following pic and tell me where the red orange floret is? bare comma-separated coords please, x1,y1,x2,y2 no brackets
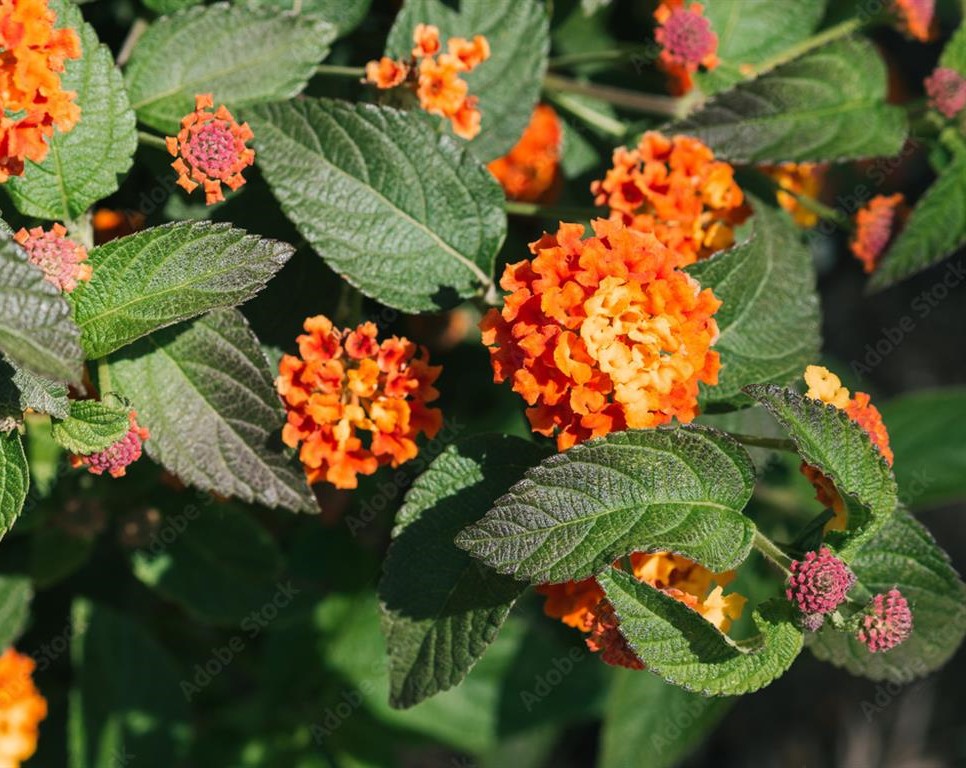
165,94,255,206
13,223,90,292
850,194,906,274
653,1,718,95
591,132,748,266
487,104,562,203
481,218,722,451
761,163,826,229
924,67,966,118
277,316,443,490
890,0,935,41
0,0,81,182
0,648,47,768
70,412,150,479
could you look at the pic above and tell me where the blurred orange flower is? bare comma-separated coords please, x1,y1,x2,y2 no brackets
487,104,562,202
0,648,47,767
890,0,935,41
762,162,826,229
653,0,718,95
850,194,906,274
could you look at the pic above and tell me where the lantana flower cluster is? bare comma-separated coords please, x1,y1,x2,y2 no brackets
762,162,826,229
13,223,91,292
278,316,443,490
365,24,490,140
487,104,562,203
0,648,47,768
924,67,966,119
653,0,719,95
850,194,907,274
70,412,150,479
890,0,935,41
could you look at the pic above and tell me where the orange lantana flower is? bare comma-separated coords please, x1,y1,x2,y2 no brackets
166,94,255,206
487,104,562,203
0,648,47,768
277,316,443,489
762,162,826,229
653,0,719,95
890,0,935,41
850,194,906,274
14,223,90,292
0,0,81,181
481,219,722,451
591,132,748,266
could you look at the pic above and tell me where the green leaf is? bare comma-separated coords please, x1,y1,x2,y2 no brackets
0,575,32,649
600,567,804,695
688,200,820,407
939,20,966,75
456,425,757,584
0,432,29,543
125,2,336,133
131,505,284,624
6,0,136,220
10,363,69,419
380,435,545,709
68,221,293,358
69,600,189,768
143,0,201,13
246,0,372,37
868,156,966,290
51,399,131,455
809,508,966,683
0,236,83,383
746,384,898,557
386,0,550,161
108,309,316,513
247,98,505,312
670,36,907,163
31,526,95,589
599,670,733,768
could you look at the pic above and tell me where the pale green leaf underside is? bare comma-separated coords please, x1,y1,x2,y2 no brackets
600,567,803,696
0,358,69,420
125,2,335,133
7,0,137,220
51,399,131,455
248,98,505,312
456,426,757,583
0,575,32,649
0,432,28,543
380,435,545,709
68,221,293,359
671,36,907,163
108,309,316,513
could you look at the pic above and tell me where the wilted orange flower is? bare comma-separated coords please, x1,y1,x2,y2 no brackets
166,94,255,206
481,219,722,450
0,648,47,767
277,316,443,489
0,0,81,182
487,104,562,203
762,163,826,229
850,194,906,273
14,223,90,292
591,132,748,266
890,0,935,41
654,0,718,95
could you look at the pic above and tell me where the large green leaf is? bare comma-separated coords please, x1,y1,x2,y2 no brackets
125,2,335,133
0,432,29,542
246,0,372,37
248,99,505,312
380,435,545,709
68,221,293,358
108,309,316,513
456,426,757,584
51,399,131,455
600,567,804,696
386,0,550,161
670,36,906,163
0,357,69,421
688,200,820,407
939,20,966,74
6,0,136,220
0,575,32,649
809,508,966,683
0,237,83,383
746,384,898,557
868,156,966,291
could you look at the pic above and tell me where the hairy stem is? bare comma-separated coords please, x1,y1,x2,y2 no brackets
545,90,627,138
96,358,113,399
138,130,169,151
753,530,793,576
543,73,690,118
316,64,366,78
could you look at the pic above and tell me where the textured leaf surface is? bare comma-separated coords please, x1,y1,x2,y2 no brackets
809,508,966,682
51,399,131,455
69,222,293,358
125,2,335,132
0,358,69,420
108,309,315,513
688,201,820,407
380,435,545,709
747,384,898,557
456,426,757,583
0,237,83,383
247,0,372,36
0,426,29,543
248,99,505,312
600,567,803,696
670,36,906,163
868,156,966,290
7,0,136,220
386,0,550,161
0,575,31,649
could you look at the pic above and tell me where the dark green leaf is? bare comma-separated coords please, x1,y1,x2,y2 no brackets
456,426,757,583
31,527,95,589
108,309,316,513
51,399,131,455
939,20,966,75
246,0,372,37
0,432,29,543
0,575,32,649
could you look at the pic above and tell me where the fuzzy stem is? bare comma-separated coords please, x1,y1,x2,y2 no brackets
316,64,366,79
138,131,169,151
542,73,689,117
96,358,113,398
753,17,866,75
549,47,648,70
753,530,793,576
545,91,627,139
504,200,602,221
725,432,798,453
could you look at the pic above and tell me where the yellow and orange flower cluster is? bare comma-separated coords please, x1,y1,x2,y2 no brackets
802,365,894,531
538,552,746,669
166,94,255,206
487,104,562,203
850,193,906,274
481,219,722,451
653,0,719,95
365,24,490,140
762,162,826,229
0,0,81,182
0,648,47,768
278,316,443,489
591,132,748,266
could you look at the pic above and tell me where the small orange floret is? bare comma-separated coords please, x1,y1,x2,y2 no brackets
762,162,826,229
447,35,490,71
277,315,443,490
0,648,47,767
891,0,936,41
417,54,469,118
14,223,90,292
487,104,562,202
654,0,718,95
591,131,748,265
536,578,605,631
412,23,441,58
166,94,255,206
364,56,409,89
850,194,905,274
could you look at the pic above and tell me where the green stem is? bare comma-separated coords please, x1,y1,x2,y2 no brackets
138,130,169,151
542,73,689,118
504,200,603,221
725,432,798,453
96,358,113,398
316,64,366,79
753,530,793,575
787,190,853,231
549,47,647,70
544,90,627,139
753,17,865,75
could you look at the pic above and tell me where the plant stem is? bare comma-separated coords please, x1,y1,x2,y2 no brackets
117,18,148,68
96,358,113,398
787,190,853,231
504,200,602,221
316,64,365,79
753,530,793,575
138,131,169,151
549,47,647,70
753,17,865,75
543,73,689,118
544,90,627,139
725,432,798,453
